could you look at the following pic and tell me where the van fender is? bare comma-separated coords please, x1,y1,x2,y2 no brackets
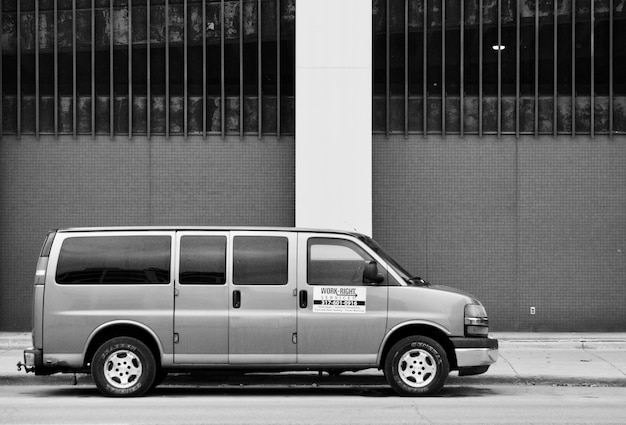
377,320,452,367
82,320,165,365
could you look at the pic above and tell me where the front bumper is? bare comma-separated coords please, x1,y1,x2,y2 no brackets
451,335,499,368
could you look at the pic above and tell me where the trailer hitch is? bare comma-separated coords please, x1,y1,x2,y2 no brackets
17,361,34,373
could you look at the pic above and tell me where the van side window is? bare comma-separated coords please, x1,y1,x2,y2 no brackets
179,236,226,285
56,236,171,284
307,238,382,286
233,236,288,285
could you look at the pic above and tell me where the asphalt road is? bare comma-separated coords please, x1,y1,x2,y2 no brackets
1,383,625,424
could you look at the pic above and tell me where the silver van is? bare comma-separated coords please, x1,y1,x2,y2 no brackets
21,227,498,396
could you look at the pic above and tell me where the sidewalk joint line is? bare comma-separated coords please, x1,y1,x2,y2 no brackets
582,343,626,377
497,353,522,382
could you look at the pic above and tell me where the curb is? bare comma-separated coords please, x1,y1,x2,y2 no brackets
2,372,626,389
446,374,626,388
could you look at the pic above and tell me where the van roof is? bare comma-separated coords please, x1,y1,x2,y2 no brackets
55,226,367,238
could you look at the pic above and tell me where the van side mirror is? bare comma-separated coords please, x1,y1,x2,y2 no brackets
363,261,385,284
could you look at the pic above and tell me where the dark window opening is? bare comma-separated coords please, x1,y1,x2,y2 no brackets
56,236,171,285
307,238,381,287
233,236,288,286
179,236,227,285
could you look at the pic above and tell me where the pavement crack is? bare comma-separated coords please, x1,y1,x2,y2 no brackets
498,353,522,382
412,402,433,424
582,344,626,377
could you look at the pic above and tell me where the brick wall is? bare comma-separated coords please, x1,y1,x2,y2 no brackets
373,135,626,331
0,135,295,331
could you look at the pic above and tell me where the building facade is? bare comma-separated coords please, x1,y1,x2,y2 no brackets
1,0,625,331
370,0,625,331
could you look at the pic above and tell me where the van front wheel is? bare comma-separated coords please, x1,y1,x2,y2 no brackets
91,337,156,397
384,336,449,396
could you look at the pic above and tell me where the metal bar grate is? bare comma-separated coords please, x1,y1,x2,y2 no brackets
129,0,133,139
17,0,21,139
372,0,621,137
423,0,427,137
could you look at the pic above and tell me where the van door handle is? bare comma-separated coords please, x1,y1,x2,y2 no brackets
233,290,241,309
299,290,308,308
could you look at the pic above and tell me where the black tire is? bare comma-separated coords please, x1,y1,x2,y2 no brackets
91,337,156,397
384,336,449,396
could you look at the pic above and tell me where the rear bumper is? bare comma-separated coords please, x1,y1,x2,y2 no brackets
21,348,65,375
20,348,42,374
451,336,499,368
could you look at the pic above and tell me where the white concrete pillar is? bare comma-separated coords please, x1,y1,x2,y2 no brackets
295,0,373,236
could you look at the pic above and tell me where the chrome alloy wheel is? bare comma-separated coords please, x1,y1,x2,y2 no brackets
397,348,438,388
103,350,143,389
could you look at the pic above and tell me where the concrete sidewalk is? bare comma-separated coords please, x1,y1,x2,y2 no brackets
1,332,625,388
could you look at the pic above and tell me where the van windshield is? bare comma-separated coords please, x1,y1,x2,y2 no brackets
357,235,413,282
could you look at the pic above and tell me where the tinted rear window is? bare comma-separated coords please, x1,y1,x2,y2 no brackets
56,236,171,284
233,236,288,285
179,236,227,285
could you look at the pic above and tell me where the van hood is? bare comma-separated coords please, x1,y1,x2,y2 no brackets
417,283,478,301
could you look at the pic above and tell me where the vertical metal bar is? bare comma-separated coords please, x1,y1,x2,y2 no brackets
277,0,281,138
385,0,390,136
221,0,225,138
459,0,465,137
184,0,187,139
166,0,170,137
572,0,576,136
36,0,40,137
478,0,482,136
110,0,114,139
54,0,58,138
609,0,613,136
553,0,557,136
404,0,408,137
515,0,520,138
129,0,133,139
73,0,77,138
91,0,95,138
148,0,152,139
423,0,428,136
442,0,446,137
534,0,538,137
17,0,21,138
258,0,262,139
202,0,206,137
0,1,3,138
497,0,501,137
239,0,244,137
590,0,594,138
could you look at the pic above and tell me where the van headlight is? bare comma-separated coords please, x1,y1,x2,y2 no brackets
464,303,489,337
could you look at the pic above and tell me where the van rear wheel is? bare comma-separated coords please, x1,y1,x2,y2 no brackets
384,336,449,396
91,337,156,397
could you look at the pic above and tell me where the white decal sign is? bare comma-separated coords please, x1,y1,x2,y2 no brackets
312,286,366,314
